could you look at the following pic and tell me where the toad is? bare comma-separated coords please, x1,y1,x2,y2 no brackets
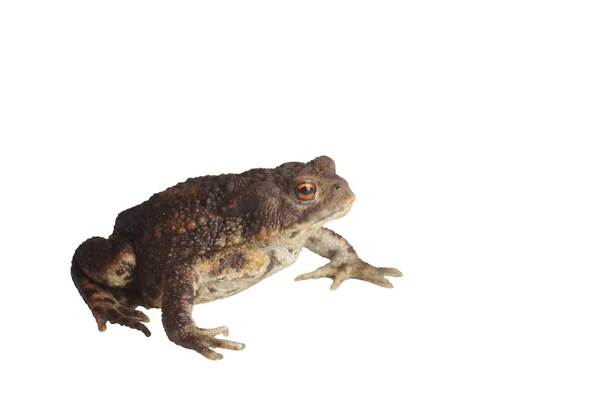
71,156,402,360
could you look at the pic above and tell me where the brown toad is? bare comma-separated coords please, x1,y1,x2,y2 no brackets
71,156,402,360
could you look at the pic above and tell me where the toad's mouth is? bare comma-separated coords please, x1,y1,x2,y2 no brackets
289,202,354,236
315,203,353,224
313,192,355,223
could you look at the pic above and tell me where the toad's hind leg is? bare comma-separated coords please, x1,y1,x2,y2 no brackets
71,236,150,336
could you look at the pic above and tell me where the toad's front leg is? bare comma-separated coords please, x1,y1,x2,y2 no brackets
161,266,245,360
295,227,402,290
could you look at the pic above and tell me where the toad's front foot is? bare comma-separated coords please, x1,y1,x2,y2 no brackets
295,260,402,290
169,325,245,360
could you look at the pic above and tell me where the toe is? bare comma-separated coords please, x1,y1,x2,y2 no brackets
378,278,394,288
202,326,229,337
295,264,332,281
330,273,348,290
365,275,394,288
122,319,152,337
95,316,107,332
295,271,319,281
210,337,246,351
198,347,223,361
118,306,150,322
378,267,403,277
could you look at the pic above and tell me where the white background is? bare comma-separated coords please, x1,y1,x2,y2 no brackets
1,1,599,396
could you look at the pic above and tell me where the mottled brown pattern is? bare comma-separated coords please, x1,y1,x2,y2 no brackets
71,156,401,360
217,252,248,274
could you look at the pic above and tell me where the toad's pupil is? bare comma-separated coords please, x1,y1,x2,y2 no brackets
299,186,312,195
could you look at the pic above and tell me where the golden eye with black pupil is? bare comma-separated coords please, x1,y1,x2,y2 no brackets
295,182,316,201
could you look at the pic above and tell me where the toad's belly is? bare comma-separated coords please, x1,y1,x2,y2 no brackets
193,245,301,304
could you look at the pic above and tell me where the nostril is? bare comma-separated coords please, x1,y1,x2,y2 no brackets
335,184,341,190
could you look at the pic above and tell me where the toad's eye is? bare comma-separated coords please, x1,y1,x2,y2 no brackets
295,182,317,201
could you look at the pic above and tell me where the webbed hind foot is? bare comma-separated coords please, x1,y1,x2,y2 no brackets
72,264,151,336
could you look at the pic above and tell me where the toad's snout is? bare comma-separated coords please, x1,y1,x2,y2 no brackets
336,179,355,209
